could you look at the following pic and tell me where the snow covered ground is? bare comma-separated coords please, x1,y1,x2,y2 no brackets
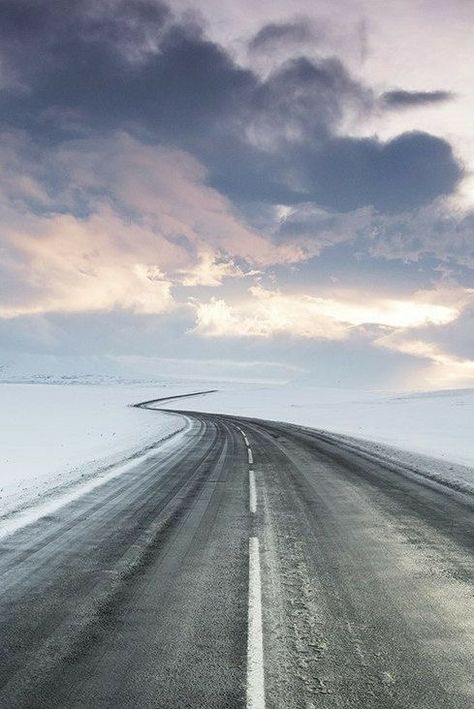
1,379,473,525
0,382,186,520
157,383,474,493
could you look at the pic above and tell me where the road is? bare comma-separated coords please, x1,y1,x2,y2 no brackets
0,410,472,708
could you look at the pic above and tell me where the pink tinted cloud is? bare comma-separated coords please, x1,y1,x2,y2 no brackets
0,132,313,318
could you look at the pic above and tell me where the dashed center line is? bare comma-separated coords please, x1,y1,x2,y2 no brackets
238,427,250,446
247,537,265,709
249,470,257,513
239,426,265,707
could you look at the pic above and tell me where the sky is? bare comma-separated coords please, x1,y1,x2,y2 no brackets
0,0,473,389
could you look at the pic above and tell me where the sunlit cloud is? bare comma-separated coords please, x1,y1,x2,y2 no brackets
193,285,460,339
376,335,474,388
0,132,314,318
176,253,259,287
0,207,175,317
0,1,473,390
193,292,347,340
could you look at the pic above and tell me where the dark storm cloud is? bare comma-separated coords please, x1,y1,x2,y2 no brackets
0,0,171,60
248,18,317,53
253,56,366,135
0,0,254,143
0,0,463,215
382,89,454,108
211,130,461,214
299,132,462,213
203,60,462,212
204,56,371,205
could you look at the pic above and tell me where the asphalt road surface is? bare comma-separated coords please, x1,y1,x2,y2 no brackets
0,410,472,708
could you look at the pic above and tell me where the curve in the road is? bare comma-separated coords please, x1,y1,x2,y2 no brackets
0,408,472,708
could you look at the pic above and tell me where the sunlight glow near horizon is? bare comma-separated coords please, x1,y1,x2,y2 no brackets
0,0,472,389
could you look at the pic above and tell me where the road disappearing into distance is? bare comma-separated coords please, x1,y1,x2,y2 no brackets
0,399,472,708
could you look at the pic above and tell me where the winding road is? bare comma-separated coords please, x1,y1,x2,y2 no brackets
0,406,472,708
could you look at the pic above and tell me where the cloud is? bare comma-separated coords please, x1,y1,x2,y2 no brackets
190,280,473,388
0,1,462,217
298,131,462,214
0,0,470,391
247,56,370,147
382,89,454,109
273,203,372,251
176,253,250,287
370,283,474,386
0,0,254,143
1,131,311,318
376,335,474,387
274,199,474,273
0,0,172,84
422,305,474,361
0,205,175,317
370,202,474,266
248,17,317,53
193,289,348,340
193,284,459,339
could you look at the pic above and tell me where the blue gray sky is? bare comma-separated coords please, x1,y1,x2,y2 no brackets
0,0,473,388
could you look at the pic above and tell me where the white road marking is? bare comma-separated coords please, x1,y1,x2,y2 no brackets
248,448,254,465
237,426,249,446
247,537,265,709
249,471,257,513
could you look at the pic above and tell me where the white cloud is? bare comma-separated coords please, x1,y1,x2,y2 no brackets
0,132,313,318
0,205,174,317
177,253,248,287
192,284,459,339
193,291,347,339
371,284,474,386
376,334,474,388
369,199,474,267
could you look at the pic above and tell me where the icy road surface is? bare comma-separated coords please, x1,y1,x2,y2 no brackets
0,406,472,707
